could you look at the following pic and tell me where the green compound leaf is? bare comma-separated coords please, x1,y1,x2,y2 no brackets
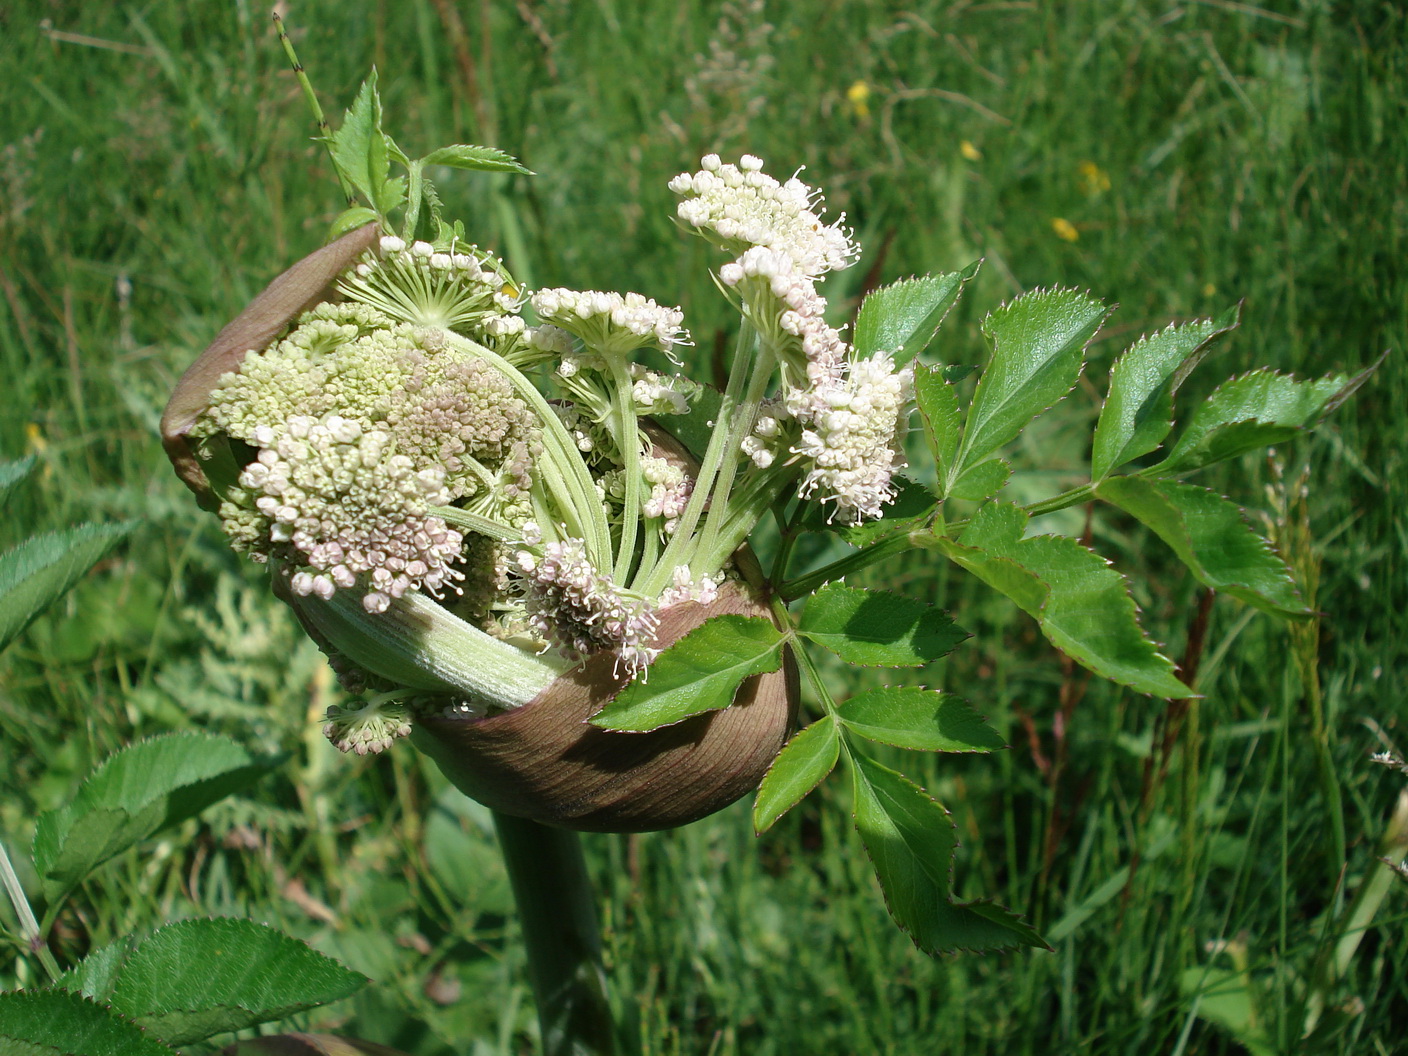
326,72,405,218
0,990,178,1056
58,919,367,1046
0,520,137,656
850,753,1046,954
798,584,967,667
951,288,1110,487
839,687,1006,753
1092,305,1241,480
853,261,980,365
422,144,533,175
591,615,786,731
919,502,1192,698
1151,368,1350,474
1096,477,1310,618
752,716,840,833
32,732,271,905
915,363,962,488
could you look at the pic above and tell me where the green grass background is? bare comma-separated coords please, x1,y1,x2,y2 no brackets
1,0,1404,1052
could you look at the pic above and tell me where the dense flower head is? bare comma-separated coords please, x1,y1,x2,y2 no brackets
530,287,689,358
229,413,465,612
630,364,700,416
792,355,915,523
639,456,693,533
323,697,414,755
515,535,659,673
670,154,859,277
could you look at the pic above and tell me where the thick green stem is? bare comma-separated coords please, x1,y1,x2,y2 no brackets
606,357,642,582
493,812,618,1056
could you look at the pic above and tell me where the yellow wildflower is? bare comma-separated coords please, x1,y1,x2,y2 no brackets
1051,217,1079,242
1077,160,1111,196
845,80,871,119
960,140,981,162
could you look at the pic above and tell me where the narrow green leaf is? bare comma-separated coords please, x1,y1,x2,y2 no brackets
1152,369,1349,473
953,288,1109,485
422,144,533,175
852,261,979,365
798,584,966,667
1096,477,1309,617
948,457,1011,502
1091,305,1241,480
60,919,367,1046
0,990,177,1056
328,206,380,242
32,733,269,904
919,503,1192,697
752,716,840,832
0,455,36,509
850,754,1046,954
591,615,785,731
839,687,1005,752
915,362,962,486
0,521,137,655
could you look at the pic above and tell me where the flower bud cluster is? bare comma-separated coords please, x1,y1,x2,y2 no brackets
640,456,693,533
337,235,526,347
516,536,659,673
234,414,465,612
531,288,689,357
630,364,700,416
323,697,414,756
670,154,859,277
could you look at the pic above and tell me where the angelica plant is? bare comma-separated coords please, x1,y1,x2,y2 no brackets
152,47,1374,1055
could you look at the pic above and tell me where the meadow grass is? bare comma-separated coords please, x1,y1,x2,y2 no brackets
1,1,1404,1053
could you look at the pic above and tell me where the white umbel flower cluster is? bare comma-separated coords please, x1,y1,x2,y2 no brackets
516,537,659,673
793,356,915,523
531,288,689,357
236,414,465,612
670,154,859,277
640,455,693,533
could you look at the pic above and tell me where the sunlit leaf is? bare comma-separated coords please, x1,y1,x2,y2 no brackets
1091,305,1240,479
59,919,367,1046
0,521,137,655
915,363,962,487
1096,477,1309,617
850,753,1046,954
1151,369,1349,473
919,502,1192,697
948,457,1011,502
798,584,966,667
753,716,840,832
591,616,786,731
839,687,1005,752
421,144,533,175
32,733,270,905
853,261,980,365
951,288,1109,486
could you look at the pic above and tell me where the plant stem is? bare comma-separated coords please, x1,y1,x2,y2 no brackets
492,812,619,1056
0,837,61,983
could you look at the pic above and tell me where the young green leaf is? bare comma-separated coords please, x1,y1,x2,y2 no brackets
58,919,367,1046
915,363,962,486
752,716,841,833
918,502,1193,698
951,288,1110,487
328,206,381,241
1150,369,1350,474
852,261,980,365
1091,305,1241,480
1096,477,1309,617
850,753,1046,954
0,521,137,655
31,732,271,905
798,584,967,667
422,144,533,175
839,687,1006,752
325,72,405,217
590,615,786,731
948,457,1011,502
0,991,178,1056
0,455,36,509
